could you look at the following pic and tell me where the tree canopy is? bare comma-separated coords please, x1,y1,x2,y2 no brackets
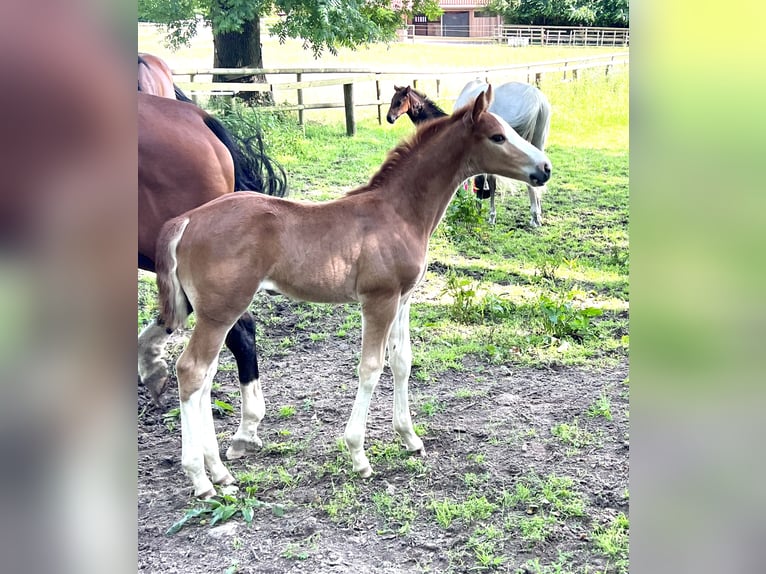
139,0,443,57
486,0,629,28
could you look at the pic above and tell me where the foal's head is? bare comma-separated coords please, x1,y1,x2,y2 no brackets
386,85,427,124
387,86,411,124
462,86,551,187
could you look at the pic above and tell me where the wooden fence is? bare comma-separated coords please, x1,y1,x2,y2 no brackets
173,52,628,136
496,25,629,47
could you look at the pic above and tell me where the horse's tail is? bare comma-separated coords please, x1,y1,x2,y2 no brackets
155,217,192,332
530,92,552,151
173,84,193,103
201,114,288,197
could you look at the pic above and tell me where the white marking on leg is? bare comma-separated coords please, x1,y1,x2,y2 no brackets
226,379,265,460
389,300,424,454
344,310,391,477
198,360,234,486
180,387,215,498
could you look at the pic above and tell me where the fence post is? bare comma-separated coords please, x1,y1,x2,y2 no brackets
376,76,382,125
343,83,356,136
436,78,441,99
190,73,198,105
296,72,304,125
563,61,568,81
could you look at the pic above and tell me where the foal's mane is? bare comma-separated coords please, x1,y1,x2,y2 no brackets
408,87,448,116
347,111,464,196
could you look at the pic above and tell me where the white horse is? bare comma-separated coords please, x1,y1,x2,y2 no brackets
455,80,551,226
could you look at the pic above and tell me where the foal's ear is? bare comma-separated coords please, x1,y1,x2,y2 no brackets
471,86,492,124
394,85,403,91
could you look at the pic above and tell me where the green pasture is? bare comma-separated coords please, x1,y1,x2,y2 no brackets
139,63,628,372
211,65,629,373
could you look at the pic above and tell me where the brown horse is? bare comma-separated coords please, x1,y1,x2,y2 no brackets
146,86,551,498
137,53,187,100
137,92,287,405
386,85,448,125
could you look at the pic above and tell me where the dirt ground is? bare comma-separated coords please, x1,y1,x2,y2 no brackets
138,303,629,574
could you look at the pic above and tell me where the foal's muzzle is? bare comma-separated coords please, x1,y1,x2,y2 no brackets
530,160,552,186
386,115,396,124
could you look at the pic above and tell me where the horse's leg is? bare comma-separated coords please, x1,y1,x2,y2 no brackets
488,175,497,225
344,296,398,478
176,317,233,498
388,298,425,454
137,318,171,405
223,312,266,459
527,183,544,227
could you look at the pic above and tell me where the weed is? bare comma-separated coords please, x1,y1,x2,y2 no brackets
454,388,487,399
463,472,490,489
167,494,285,535
419,396,444,417
467,452,486,465
441,272,515,324
537,291,603,341
505,473,586,518
445,183,486,234
551,418,599,451
514,514,558,544
592,513,629,572
429,495,497,528
372,490,417,535
212,399,234,417
323,482,362,523
163,407,180,432
278,405,296,418
281,533,320,561
587,392,613,421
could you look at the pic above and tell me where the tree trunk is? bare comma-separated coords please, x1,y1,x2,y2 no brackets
213,17,273,105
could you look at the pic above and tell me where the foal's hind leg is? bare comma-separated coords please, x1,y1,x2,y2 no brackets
176,317,234,498
388,298,424,455
138,318,171,405
527,183,544,227
224,313,266,460
344,296,398,478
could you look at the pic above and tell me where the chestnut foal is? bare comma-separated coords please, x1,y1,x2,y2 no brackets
152,86,551,498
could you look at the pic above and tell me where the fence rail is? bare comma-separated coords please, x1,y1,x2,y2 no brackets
173,52,628,135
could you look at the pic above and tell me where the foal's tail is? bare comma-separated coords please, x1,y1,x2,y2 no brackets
155,217,192,332
202,114,288,197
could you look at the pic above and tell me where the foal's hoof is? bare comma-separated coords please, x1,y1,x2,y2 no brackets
195,486,217,500
357,465,373,479
212,470,236,487
226,437,262,460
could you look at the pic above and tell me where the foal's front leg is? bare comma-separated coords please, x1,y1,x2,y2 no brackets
223,313,266,459
388,298,424,455
344,298,398,478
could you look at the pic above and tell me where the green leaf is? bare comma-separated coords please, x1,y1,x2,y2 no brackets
166,507,209,535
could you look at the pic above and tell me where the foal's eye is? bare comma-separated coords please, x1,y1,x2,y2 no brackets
490,134,506,144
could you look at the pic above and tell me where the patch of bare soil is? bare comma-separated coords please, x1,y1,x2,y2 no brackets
138,304,628,574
